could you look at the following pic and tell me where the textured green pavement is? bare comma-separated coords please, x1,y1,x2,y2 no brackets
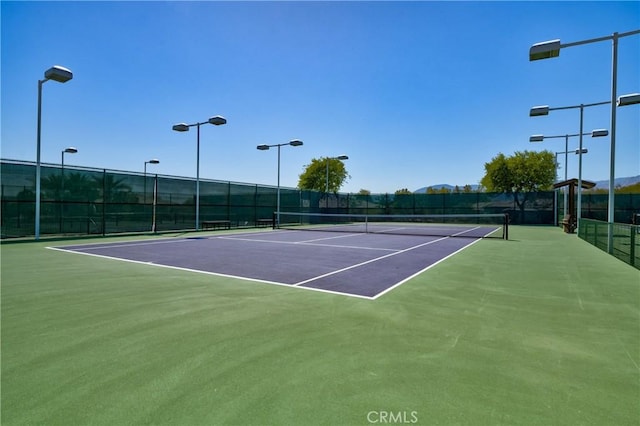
1,226,638,425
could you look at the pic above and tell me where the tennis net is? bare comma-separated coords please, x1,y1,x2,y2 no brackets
275,212,509,239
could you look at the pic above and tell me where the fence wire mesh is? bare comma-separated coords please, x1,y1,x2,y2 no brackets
2,159,637,239
579,218,639,269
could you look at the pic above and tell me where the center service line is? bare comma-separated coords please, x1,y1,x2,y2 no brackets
293,236,449,286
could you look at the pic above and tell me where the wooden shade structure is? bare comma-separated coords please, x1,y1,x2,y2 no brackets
553,178,596,233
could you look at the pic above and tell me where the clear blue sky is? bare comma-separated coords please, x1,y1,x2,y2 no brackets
2,1,638,193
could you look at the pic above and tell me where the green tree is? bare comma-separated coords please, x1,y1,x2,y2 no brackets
93,174,133,203
298,157,350,193
481,150,555,221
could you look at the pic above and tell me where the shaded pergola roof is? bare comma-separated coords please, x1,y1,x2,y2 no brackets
553,178,596,190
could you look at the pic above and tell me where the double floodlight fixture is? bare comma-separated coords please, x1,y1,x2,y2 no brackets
256,140,304,151
529,100,611,117
172,116,227,132
529,129,609,143
171,114,227,231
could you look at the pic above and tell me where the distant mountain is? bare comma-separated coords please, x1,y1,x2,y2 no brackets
414,184,480,193
592,175,640,189
414,175,639,193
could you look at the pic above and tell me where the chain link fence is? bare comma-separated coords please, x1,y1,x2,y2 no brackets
2,159,637,239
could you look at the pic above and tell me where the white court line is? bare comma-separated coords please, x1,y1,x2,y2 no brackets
375,225,485,237
371,238,483,300
54,238,193,251
452,226,482,237
293,236,450,286
47,229,487,300
45,246,374,300
217,235,400,252
297,232,365,243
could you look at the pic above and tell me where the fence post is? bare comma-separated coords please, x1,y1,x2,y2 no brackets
102,169,106,236
630,225,636,267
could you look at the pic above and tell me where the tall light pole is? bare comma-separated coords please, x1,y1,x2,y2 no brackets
35,65,73,240
530,102,610,228
60,147,77,233
530,29,640,252
529,129,608,222
143,159,159,204
144,159,160,233
172,116,226,231
144,159,160,176
325,155,349,193
257,140,303,226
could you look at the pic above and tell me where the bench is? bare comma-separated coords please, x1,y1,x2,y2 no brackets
256,218,274,228
561,214,575,233
201,220,231,230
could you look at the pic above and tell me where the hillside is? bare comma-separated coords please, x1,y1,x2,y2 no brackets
414,175,639,193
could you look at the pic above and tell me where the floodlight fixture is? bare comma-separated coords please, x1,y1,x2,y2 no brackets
61,147,77,167
575,149,588,154
145,158,160,175
529,106,550,117
325,154,350,193
44,65,73,83
289,140,304,147
529,39,561,61
59,145,77,234
529,135,544,143
591,129,609,138
617,93,640,107
208,116,227,126
172,123,189,132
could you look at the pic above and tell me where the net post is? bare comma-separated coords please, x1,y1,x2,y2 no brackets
504,213,509,240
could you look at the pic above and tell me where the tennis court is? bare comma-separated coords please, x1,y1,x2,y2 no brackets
50,213,507,299
3,226,639,425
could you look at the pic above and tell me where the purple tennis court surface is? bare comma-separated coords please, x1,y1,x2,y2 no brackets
50,228,491,299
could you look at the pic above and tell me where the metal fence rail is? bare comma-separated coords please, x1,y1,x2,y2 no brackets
579,218,639,269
